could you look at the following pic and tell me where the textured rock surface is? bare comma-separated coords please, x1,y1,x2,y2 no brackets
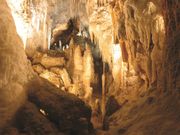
0,0,33,129
39,70,61,87
40,55,65,68
108,92,180,135
1,0,179,134
163,0,180,91
7,0,88,54
32,64,45,74
86,0,180,134
1,77,94,134
32,52,65,68
15,102,59,135
31,45,95,100
7,0,51,56
0,1,94,134
28,77,93,134
87,0,168,104
50,67,72,88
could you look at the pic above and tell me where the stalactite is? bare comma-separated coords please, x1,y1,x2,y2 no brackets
83,45,94,100
70,0,81,18
47,23,52,50
7,0,51,52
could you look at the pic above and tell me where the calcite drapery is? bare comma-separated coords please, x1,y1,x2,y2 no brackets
7,0,51,57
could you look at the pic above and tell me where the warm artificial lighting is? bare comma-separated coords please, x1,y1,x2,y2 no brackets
112,44,122,82
40,109,48,116
7,0,31,48
112,43,127,87
147,2,157,14
40,70,60,88
83,46,94,100
155,15,165,33
77,31,82,36
112,44,121,62
13,17,29,48
7,0,48,50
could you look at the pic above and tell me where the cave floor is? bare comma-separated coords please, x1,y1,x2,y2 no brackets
25,49,180,135
2,48,179,135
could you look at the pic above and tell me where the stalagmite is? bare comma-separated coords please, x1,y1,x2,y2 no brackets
1,0,179,134
83,45,94,100
112,44,122,85
73,45,83,83
48,24,52,50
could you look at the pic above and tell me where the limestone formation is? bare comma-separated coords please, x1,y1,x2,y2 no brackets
0,0,179,135
32,64,45,74
0,0,33,129
28,78,93,134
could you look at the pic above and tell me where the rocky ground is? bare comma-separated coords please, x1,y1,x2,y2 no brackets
1,77,94,135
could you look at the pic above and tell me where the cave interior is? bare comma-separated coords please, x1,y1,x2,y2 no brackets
0,0,179,135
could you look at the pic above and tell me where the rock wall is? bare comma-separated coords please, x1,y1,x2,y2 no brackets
7,0,52,57
87,0,174,104
106,2,180,134
0,2,94,133
0,0,33,129
7,0,88,57
7,0,178,99
163,0,180,91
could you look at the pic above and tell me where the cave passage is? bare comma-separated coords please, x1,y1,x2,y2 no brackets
0,0,179,135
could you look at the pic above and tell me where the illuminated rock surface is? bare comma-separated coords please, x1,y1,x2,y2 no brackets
28,78,93,135
0,1,94,134
0,0,33,129
0,0,179,135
